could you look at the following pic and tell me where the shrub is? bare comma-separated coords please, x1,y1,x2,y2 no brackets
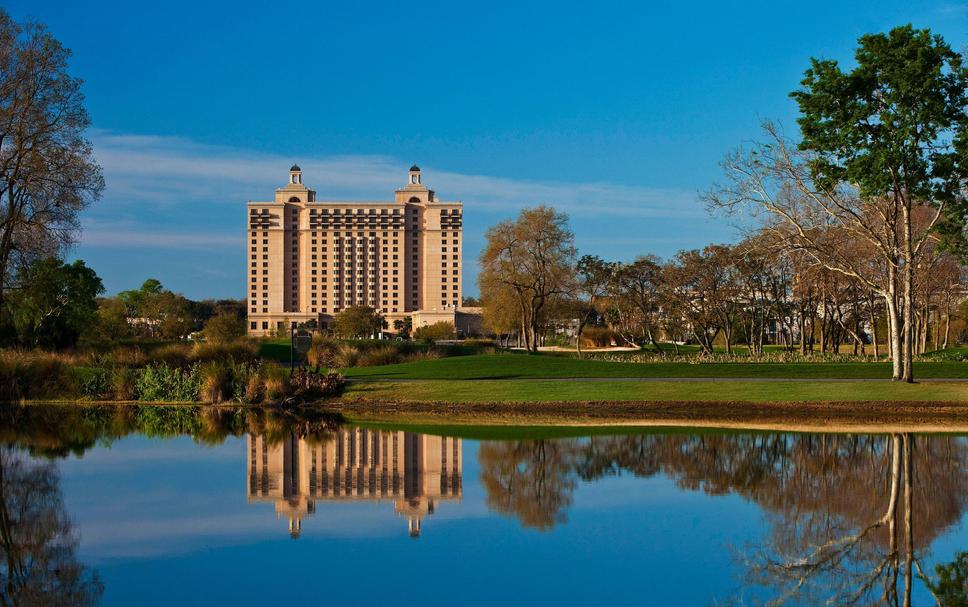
290,368,345,397
147,343,192,368
199,361,232,404
306,336,339,368
261,363,290,400
104,346,148,369
0,351,79,400
335,344,362,368
245,374,264,403
203,312,246,343
78,367,111,399
413,321,456,342
580,327,618,348
135,364,200,402
357,346,403,367
112,367,137,400
192,339,259,365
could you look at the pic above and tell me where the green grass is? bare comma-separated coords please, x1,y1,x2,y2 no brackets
342,377,968,403
258,339,294,364
342,353,968,380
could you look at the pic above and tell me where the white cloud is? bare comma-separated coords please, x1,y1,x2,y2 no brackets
88,130,703,220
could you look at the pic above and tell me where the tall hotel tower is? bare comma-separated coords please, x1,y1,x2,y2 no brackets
246,165,463,336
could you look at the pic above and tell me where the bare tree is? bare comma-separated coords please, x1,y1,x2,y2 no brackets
0,11,103,328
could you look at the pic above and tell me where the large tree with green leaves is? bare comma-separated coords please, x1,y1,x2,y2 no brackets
8,257,102,348
332,305,384,339
0,11,103,328
791,25,968,381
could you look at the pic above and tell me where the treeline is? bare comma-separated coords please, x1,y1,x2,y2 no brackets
479,211,965,357
481,26,968,384
0,255,245,349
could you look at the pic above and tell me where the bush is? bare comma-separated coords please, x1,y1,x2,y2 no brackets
335,344,362,368
290,368,345,397
0,351,79,401
357,346,403,367
203,312,246,343
199,361,232,404
146,343,192,368
192,340,259,365
413,321,456,341
78,367,111,399
306,336,339,368
112,367,137,400
261,363,290,400
135,364,200,402
580,327,618,348
245,374,264,403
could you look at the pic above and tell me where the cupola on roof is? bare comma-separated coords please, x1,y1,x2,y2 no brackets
290,164,301,171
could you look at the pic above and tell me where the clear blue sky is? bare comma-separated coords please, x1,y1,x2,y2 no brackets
8,0,967,299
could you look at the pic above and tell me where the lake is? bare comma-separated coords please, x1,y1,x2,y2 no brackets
1,404,966,606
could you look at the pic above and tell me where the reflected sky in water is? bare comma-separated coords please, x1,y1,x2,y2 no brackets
1,406,966,606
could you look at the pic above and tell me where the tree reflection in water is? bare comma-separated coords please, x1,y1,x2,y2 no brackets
478,433,968,605
0,447,102,607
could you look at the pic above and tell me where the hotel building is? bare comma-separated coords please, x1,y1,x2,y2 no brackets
246,165,463,336
247,429,462,538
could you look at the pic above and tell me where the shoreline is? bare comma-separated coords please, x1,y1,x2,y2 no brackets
12,389,968,434
292,399,968,433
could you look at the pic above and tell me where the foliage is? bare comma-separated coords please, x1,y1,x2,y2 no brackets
8,258,103,348
479,206,576,351
925,552,968,607
413,321,457,341
0,9,104,334
289,368,345,397
134,364,201,402
202,312,246,343
332,305,384,338
392,316,412,338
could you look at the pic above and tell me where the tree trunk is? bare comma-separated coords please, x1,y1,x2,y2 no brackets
901,202,915,382
886,292,902,381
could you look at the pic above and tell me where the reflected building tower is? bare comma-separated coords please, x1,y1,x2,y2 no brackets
247,428,462,538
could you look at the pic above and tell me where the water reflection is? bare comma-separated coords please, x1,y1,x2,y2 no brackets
0,405,965,605
477,433,968,605
0,447,103,607
246,429,462,538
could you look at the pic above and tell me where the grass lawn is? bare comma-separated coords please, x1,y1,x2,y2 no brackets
259,339,293,363
342,353,968,380
342,377,968,403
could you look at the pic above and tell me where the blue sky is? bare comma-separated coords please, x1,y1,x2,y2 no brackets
8,0,968,299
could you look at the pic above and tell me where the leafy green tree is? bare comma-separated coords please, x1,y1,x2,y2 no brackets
203,312,246,343
8,258,103,348
118,279,193,339
925,552,968,607
96,297,130,340
332,306,383,339
791,25,968,381
392,316,412,338
413,321,456,341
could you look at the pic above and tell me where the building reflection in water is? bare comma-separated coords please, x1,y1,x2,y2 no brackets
247,428,462,538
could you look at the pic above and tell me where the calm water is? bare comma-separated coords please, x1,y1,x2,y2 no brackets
1,406,966,606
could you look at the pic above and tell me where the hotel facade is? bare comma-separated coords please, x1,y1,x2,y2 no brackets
246,165,463,336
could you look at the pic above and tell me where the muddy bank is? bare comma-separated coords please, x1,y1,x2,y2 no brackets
315,399,968,433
